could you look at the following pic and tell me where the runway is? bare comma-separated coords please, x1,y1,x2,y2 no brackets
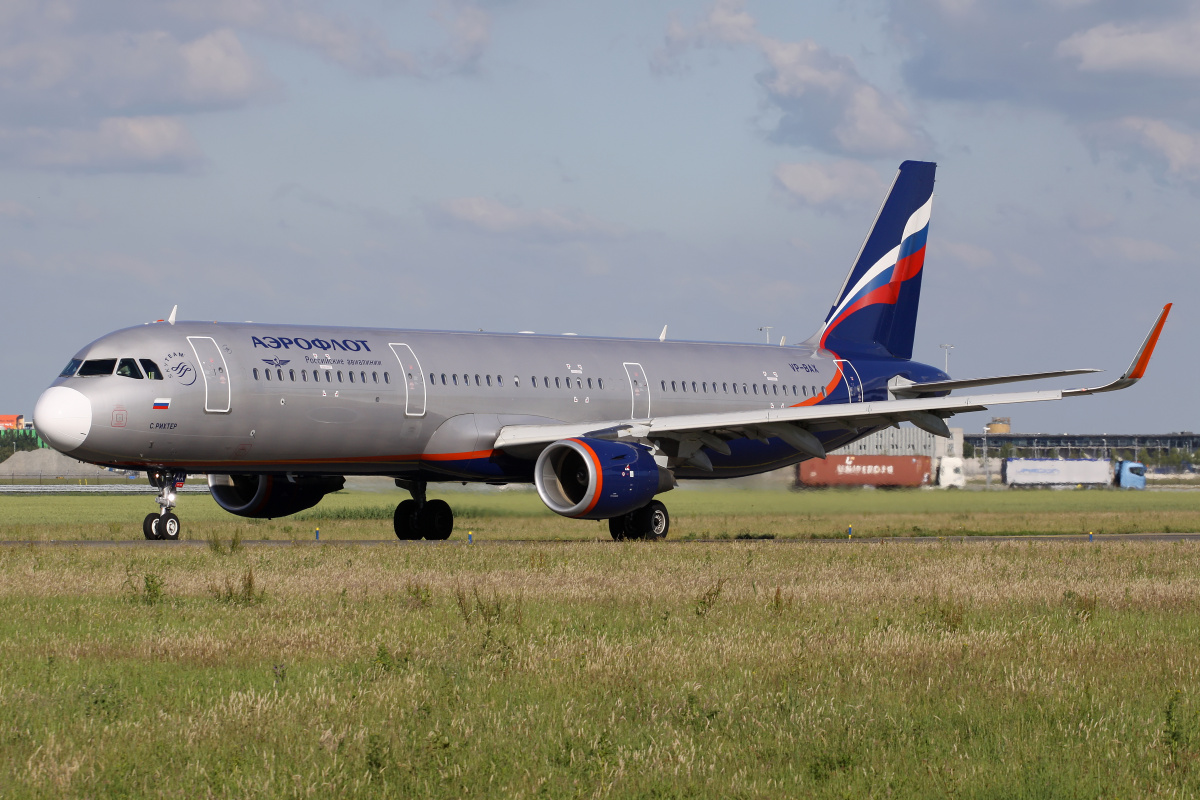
3,532,1200,547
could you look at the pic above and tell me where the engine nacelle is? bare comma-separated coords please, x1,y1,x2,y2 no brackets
208,474,345,519
534,437,672,520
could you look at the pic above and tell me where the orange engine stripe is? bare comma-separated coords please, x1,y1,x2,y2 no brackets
569,438,604,517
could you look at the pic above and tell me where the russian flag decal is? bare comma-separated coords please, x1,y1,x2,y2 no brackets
153,398,171,410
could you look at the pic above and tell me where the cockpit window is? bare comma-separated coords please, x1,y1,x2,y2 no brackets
116,358,144,379
59,358,82,378
77,358,117,377
139,359,163,380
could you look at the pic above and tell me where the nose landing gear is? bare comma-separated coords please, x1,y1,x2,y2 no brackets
143,470,186,541
393,479,454,541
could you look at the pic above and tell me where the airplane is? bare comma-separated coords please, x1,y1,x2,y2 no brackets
32,161,1171,542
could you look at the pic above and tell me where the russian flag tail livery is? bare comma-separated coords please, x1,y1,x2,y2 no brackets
813,160,936,360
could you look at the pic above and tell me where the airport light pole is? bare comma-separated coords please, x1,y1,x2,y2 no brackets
940,343,954,374
983,426,990,490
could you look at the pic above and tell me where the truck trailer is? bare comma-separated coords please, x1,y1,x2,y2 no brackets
1002,459,1145,489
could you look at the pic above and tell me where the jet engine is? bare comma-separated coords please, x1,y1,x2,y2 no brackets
208,474,345,519
534,437,673,520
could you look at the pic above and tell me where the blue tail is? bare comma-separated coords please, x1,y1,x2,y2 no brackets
813,160,936,360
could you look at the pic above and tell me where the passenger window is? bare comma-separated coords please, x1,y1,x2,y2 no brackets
772,384,778,395
555,377,561,389
723,383,728,393
277,369,284,381
743,384,748,394
752,384,758,395
440,374,446,385
531,376,538,388
116,358,143,379
373,372,378,383
782,385,788,396
671,381,677,392
475,374,481,386
265,369,272,381
486,375,492,387
682,381,687,393
463,374,469,386
598,378,604,389
302,370,308,382
384,372,390,384
289,369,296,381
253,368,260,380
361,372,366,383
544,376,550,388
313,370,320,382
429,373,435,385
702,382,707,393
77,358,117,377
732,383,738,394
661,380,666,391
349,371,356,383
802,386,807,396
139,359,163,380
337,371,343,382
453,374,459,386
692,381,697,393
59,358,83,378
497,375,503,387
513,376,519,387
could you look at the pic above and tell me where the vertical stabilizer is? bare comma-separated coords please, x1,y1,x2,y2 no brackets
813,160,936,359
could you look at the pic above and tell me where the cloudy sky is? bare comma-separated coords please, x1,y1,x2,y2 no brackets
2,0,1194,435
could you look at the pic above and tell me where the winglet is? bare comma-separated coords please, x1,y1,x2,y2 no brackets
1065,303,1171,396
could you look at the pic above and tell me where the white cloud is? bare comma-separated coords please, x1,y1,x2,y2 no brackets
1093,116,1200,184
934,239,996,271
1058,19,1200,77
427,197,626,242
773,160,884,210
1087,235,1178,263
658,0,927,157
0,116,204,173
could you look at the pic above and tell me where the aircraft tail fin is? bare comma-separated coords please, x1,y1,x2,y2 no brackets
812,160,936,360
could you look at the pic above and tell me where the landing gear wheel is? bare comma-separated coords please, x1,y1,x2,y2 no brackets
419,499,454,541
160,513,180,541
608,516,628,541
143,513,160,540
393,499,420,540
627,501,669,541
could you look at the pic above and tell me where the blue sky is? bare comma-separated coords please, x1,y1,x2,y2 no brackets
2,0,1195,435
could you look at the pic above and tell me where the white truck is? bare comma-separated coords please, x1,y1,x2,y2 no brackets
1002,458,1112,487
936,456,966,488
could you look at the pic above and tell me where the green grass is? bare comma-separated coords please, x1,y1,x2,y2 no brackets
2,540,1200,797
2,487,1198,541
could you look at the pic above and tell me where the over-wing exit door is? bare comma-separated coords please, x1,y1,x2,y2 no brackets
389,343,427,417
623,362,651,419
187,336,231,413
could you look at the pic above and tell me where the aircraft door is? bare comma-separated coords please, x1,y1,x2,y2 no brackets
834,359,863,403
623,362,651,419
389,343,427,417
187,336,231,413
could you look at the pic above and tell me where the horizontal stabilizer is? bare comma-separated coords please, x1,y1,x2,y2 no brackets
894,368,1101,396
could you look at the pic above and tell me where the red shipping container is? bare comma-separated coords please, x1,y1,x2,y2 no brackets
796,455,932,487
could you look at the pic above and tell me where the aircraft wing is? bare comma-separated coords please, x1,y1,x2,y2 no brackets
494,304,1172,468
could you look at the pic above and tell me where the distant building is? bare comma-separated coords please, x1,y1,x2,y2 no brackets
963,431,1199,461
834,426,963,459
0,415,24,430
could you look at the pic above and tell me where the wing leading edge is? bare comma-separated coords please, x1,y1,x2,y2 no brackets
493,304,1172,470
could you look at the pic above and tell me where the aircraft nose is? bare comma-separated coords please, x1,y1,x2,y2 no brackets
34,386,92,452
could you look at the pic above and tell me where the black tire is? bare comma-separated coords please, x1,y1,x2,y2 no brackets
143,513,160,540
393,499,420,540
628,501,669,540
160,512,180,541
608,516,628,541
419,499,454,541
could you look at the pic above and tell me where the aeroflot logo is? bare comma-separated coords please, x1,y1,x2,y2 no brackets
252,335,372,352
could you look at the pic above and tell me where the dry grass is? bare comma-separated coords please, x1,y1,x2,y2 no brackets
2,539,1200,797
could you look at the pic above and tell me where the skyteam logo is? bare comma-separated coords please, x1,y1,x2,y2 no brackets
162,352,198,386
262,358,290,368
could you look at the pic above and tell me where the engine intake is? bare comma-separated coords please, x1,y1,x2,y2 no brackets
208,474,345,519
534,437,672,520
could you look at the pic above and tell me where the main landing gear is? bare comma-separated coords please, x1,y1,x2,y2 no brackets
608,500,670,541
142,470,185,541
393,479,454,541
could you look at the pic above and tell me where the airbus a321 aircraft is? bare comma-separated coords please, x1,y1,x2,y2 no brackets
34,161,1170,541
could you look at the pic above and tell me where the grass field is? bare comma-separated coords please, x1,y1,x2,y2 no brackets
2,486,1199,541
2,536,1200,797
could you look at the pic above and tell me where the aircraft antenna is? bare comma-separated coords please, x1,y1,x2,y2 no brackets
658,325,667,342
779,336,786,346
168,305,177,326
